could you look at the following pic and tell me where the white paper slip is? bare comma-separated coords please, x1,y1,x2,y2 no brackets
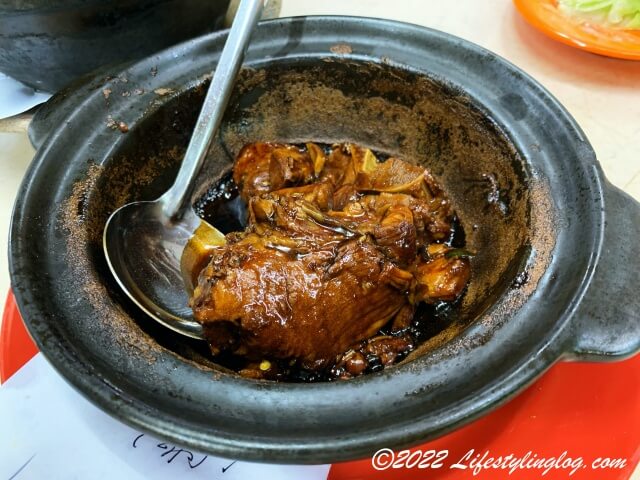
0,353,331,480
0,73,51,120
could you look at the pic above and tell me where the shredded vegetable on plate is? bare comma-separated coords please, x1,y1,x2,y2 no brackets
558,0,640,29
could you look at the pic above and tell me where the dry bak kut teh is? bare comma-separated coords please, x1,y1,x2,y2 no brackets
185,142,473,381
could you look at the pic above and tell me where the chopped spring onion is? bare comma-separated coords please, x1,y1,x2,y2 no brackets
444,248,475,259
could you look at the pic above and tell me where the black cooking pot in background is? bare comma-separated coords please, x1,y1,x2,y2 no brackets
0,0,231,92
8,16,640,463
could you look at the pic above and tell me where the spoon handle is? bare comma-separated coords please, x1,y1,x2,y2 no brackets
161,0,264,218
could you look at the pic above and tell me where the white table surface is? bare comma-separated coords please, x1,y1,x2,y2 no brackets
0,0,638,477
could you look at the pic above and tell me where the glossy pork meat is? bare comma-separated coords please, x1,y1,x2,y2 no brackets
190,142,471,380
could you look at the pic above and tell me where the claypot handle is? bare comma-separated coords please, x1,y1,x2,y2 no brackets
568,182,640,361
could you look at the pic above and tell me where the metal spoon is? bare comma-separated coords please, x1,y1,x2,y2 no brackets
103,0,264,340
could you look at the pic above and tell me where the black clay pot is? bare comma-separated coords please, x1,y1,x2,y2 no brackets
9,16,640,463
0,0,230,92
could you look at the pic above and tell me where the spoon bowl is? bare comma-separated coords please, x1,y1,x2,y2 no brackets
103,0,263,339
104,202,207,339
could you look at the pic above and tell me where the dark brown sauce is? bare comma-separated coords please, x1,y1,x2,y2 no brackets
194,173,246,233
193,144,466,382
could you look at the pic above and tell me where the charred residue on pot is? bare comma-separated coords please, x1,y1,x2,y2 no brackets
59,81,238,373
330,43,353,55
500,93,529,122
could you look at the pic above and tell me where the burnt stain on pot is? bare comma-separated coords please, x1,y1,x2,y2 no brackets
272,16,306,58
500,93,529,122
481,172,511,215
330,43,353,55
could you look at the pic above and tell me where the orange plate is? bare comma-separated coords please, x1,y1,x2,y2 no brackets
513,0,640,60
